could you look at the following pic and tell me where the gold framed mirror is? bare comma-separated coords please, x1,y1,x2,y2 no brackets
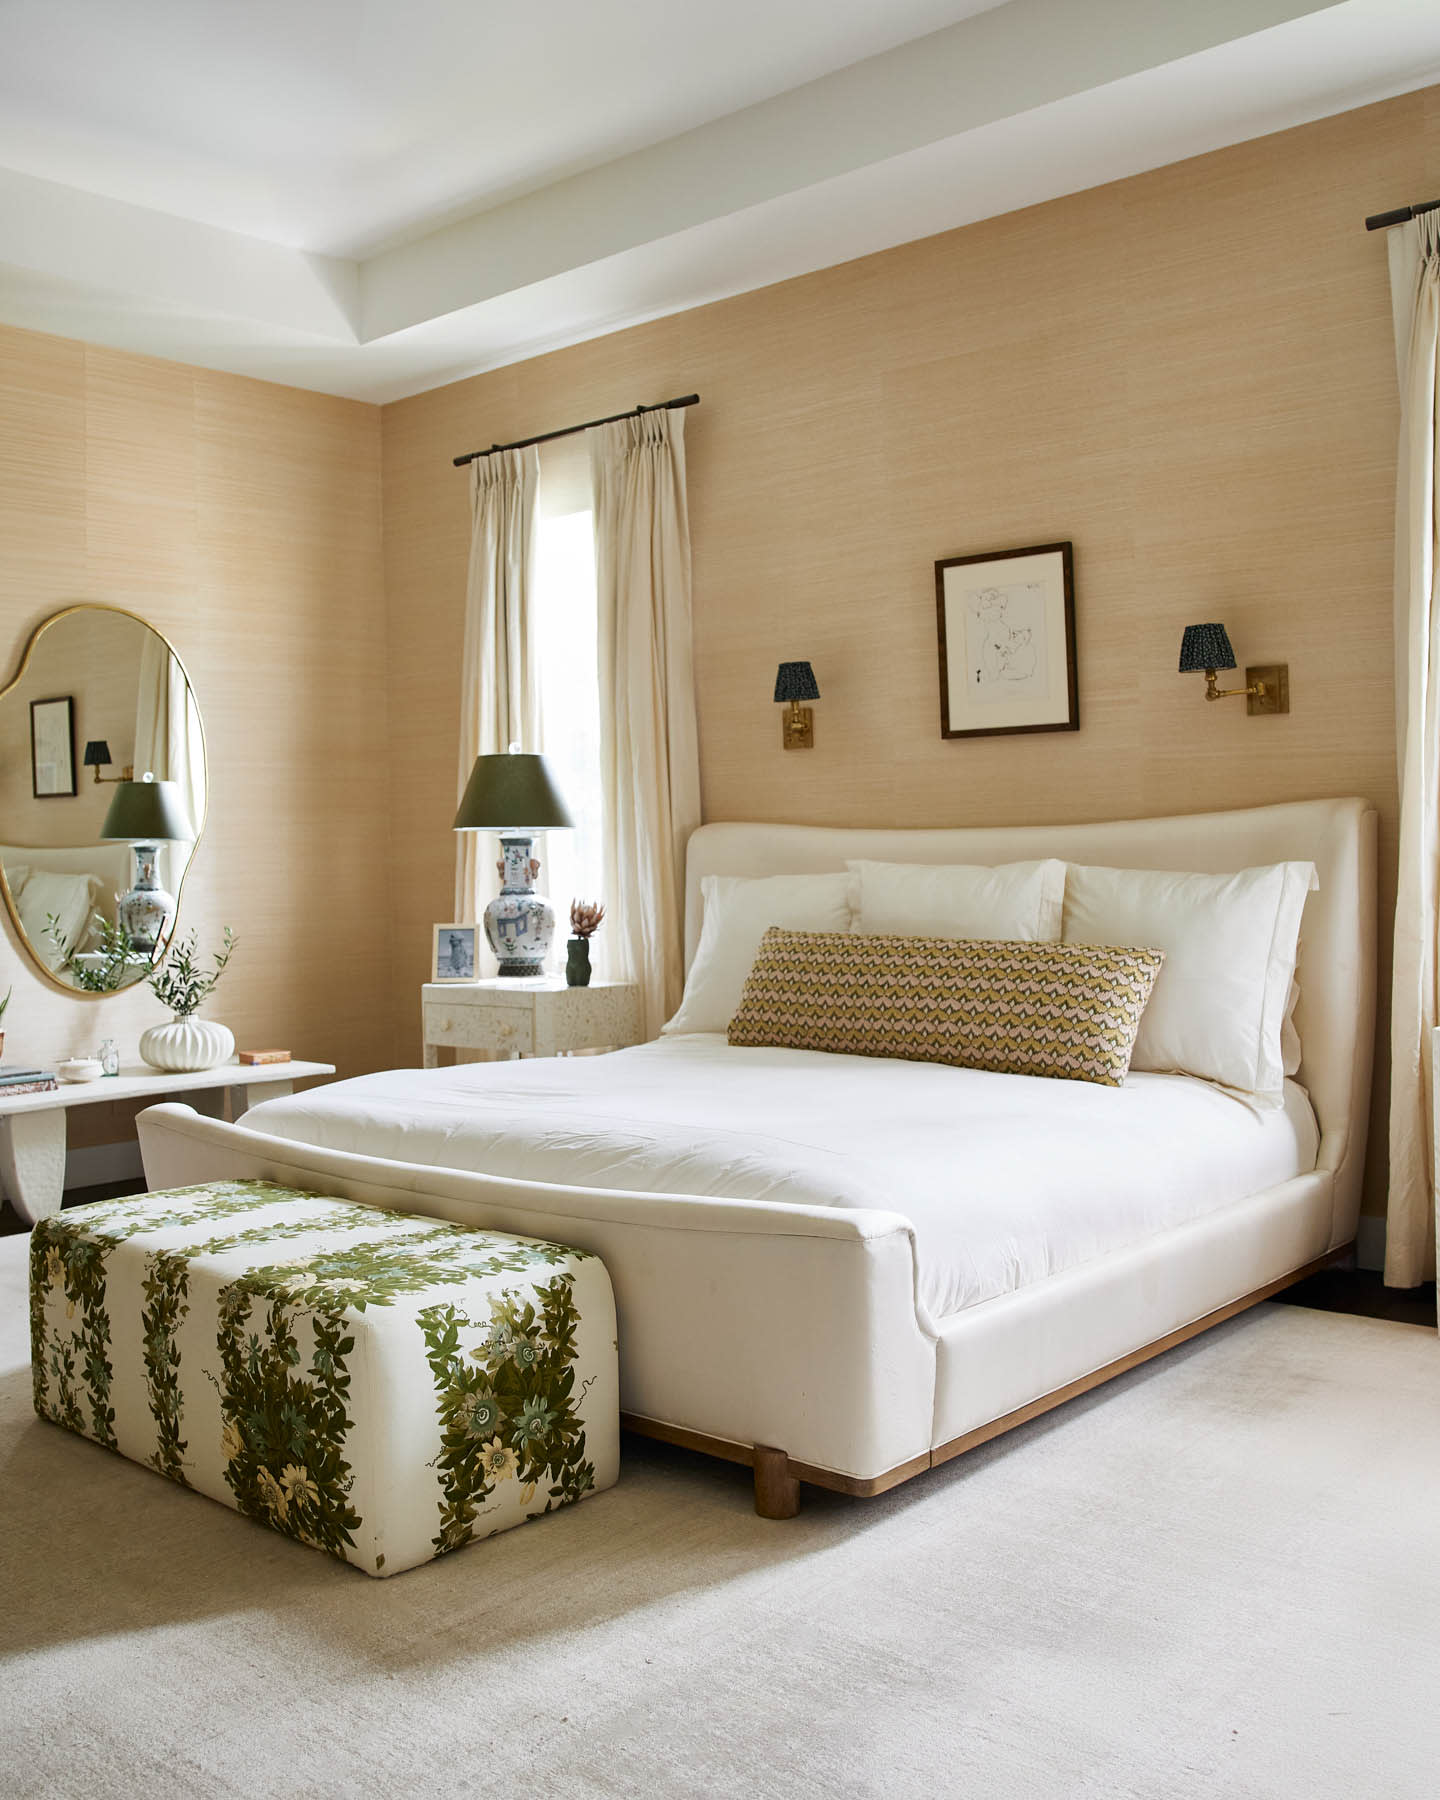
0,606,207,996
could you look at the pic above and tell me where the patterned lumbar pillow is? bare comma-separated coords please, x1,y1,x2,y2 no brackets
727,928,1165,1086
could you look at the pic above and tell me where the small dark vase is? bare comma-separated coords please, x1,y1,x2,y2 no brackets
566,937,592,987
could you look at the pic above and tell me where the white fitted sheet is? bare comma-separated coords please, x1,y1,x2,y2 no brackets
243,1035,1320,1322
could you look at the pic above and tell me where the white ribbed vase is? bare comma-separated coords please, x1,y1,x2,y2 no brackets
139,1017,235,1073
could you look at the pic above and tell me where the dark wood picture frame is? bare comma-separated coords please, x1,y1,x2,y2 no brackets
935,541,1078,740
30,695,76,798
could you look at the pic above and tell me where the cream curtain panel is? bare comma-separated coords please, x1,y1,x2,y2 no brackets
1386,210,1440,1289
134,636,205,891
454,447,541,926
588,409,701,1038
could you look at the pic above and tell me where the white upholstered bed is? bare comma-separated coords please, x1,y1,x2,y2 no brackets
136,798,1376,1516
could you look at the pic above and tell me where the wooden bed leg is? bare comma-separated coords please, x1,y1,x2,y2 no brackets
752,1445,801,1519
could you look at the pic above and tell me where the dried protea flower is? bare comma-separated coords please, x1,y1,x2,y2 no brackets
569,900,605,939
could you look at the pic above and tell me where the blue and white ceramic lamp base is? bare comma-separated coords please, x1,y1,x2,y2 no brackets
484,834,557,977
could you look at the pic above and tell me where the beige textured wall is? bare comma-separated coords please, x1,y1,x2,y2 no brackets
383,87,1440,1216
0,329,390,1154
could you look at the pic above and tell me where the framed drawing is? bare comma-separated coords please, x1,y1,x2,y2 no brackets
935,542,1078,739
30,696,76,797
432,923,478,982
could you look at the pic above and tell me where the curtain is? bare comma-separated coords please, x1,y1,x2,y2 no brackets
454,447,541,928
1386,210,1440,1289
589,408,701,1039
134,637,205,892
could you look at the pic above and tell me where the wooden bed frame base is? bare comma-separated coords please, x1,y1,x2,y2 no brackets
621,1244,1353,1519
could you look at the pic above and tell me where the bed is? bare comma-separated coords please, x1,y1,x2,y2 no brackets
137,797,1376,1516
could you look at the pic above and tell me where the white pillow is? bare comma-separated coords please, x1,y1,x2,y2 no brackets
664,872,855,1036
14,867,105,970
1282,977,1302,1078
848,858,1065,942
1062,861,1318,1103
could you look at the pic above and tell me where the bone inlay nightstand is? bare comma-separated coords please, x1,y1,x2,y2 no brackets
421,977,644,1066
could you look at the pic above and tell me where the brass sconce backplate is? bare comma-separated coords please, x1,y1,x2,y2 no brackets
1246,664,1290,717
783,705,814,749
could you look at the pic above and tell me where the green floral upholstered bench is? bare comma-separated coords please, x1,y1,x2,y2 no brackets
29,1180,619,1576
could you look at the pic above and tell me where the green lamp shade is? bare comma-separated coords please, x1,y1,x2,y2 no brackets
100,776,193,843
453,752,574,831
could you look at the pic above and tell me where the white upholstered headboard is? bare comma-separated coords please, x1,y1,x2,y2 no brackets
683,798,1378,1238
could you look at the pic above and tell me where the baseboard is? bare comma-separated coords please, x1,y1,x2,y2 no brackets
1355,1215,1386,1272
64,1141,143,1192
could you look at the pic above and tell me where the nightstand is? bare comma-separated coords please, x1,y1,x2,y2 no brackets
421,978,644,1067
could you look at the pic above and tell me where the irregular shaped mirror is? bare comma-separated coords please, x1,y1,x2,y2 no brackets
0,606,206,994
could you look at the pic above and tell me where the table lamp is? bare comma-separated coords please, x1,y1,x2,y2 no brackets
100,773,193,952
453,749,574,976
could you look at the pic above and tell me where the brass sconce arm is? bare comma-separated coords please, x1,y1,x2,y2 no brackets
1203,670,1267,703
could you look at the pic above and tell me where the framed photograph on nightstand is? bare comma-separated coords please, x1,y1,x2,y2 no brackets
432,923,477,982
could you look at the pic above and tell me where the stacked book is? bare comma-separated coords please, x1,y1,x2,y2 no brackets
0,1065,59,1097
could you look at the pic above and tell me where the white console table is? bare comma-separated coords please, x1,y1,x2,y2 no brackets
0,1059,335,1226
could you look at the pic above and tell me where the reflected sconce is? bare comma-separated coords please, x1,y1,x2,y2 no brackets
774,661,820,749
1177,624,1289,716
83,739,133,784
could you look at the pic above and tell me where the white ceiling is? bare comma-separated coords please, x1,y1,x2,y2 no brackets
0,0,1436,404
0,0,1003,256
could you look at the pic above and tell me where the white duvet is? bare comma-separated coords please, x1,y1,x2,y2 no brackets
243,1035,1320,1322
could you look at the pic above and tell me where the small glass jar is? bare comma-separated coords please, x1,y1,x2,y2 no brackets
99,1038,120,1078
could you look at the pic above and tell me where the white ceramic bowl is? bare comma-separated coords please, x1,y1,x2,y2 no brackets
57,1057,105,1083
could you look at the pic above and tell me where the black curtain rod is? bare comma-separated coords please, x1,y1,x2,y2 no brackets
453,393,700,467
1365,196,1440,232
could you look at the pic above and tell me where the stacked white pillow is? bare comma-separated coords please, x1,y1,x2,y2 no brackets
663,873,856,1036
848,858,1066,942
1062,861,1317,1105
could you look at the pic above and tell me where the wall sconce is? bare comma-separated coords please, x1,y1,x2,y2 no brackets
83,740,134,783
774,661,820,749
1177,624,1289,716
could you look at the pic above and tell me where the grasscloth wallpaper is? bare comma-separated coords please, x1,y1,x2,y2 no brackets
0,333,387,1151
2,85,1437,1212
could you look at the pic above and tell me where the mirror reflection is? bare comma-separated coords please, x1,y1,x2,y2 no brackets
0,606,206,993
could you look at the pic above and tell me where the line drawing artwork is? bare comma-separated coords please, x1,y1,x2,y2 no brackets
963,582,1049,703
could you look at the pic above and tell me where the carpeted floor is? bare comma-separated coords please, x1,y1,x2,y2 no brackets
3,1235,1438,1800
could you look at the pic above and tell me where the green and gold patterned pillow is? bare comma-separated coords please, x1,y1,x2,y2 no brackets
727,928,1164,1087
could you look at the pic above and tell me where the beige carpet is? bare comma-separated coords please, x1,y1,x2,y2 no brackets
3,1235,1439,1800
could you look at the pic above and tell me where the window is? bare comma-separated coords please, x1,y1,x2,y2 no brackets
532,466,604,972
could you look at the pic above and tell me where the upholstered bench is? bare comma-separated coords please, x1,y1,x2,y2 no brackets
29,1180,619,1576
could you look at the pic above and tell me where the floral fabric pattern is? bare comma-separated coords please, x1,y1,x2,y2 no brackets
29,1180,619,1576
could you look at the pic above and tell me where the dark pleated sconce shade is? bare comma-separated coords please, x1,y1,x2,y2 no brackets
773,661,820,702
1178,623,1237,673
83,740,112,768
